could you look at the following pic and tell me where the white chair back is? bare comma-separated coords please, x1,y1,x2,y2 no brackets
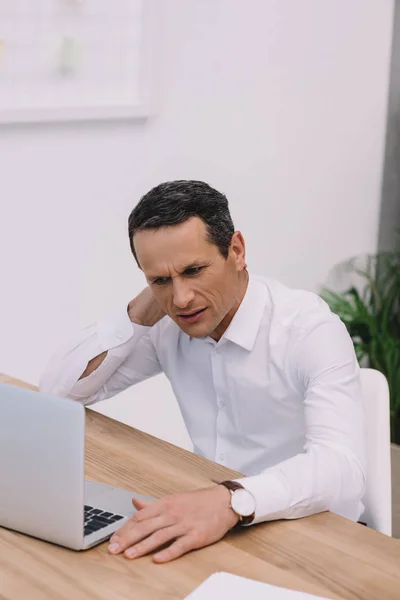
360,368,392,536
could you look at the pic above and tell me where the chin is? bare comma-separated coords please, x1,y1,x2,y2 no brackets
186,329,208,339
180,325,207,338
177,321,210,338
172,311,219,339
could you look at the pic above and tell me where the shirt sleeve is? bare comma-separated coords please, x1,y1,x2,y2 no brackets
39,306,162,405
235,316,367,525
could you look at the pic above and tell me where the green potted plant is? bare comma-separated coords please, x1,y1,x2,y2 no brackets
321,236,400,444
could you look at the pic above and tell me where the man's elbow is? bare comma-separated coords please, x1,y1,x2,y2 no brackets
328,449,366,521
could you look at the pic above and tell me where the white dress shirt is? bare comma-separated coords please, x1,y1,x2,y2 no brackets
40,274,366,525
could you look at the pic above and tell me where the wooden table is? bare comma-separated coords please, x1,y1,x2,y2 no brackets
1,374,400,600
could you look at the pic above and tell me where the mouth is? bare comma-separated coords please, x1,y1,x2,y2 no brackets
177,308,207,324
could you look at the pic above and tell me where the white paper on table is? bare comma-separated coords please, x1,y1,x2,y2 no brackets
185,572,331,600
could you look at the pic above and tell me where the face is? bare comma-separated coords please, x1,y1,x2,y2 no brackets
133,217,247,340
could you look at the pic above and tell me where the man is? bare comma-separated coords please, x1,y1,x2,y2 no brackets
40,180,366,564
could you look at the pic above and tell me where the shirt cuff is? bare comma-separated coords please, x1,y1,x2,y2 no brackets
41,306,152,402
97,306,151,355
234,471,291,525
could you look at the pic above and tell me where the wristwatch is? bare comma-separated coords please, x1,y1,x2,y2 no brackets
219,480,256,525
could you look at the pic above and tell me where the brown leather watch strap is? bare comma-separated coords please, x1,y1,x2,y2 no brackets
219,480,244,493
218,480,255,525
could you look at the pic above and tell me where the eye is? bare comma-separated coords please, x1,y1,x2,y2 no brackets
184,266,204,277
153,277,170,286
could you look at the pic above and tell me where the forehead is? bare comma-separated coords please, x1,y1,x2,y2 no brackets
133,217,217,274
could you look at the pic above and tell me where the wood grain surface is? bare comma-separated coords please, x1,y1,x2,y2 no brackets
1,374,399,600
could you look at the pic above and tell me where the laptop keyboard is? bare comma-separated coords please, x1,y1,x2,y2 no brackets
84,505,124,537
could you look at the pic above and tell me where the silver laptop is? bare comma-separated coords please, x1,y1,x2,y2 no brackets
0,382,154,550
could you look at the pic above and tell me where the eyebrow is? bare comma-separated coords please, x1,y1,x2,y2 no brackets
149,262,208,281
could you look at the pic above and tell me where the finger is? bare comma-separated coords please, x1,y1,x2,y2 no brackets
131,497,153,511
109,515,171,554
111,500,162,543
110,517,139,544
124,526,181,560
131,498,162,522
152,536,193,563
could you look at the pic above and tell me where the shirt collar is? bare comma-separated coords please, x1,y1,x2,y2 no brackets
219,273,269,352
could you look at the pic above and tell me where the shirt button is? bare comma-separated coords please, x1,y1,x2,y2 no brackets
219,453,225,461
219,400,226,409
116,333,123,341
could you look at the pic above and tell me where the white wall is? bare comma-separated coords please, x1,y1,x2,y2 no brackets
0,0,394,451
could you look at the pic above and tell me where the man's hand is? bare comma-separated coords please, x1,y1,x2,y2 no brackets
128,286,166,327
108,485,239,563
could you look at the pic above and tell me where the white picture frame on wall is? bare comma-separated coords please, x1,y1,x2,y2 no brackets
0,0,158,124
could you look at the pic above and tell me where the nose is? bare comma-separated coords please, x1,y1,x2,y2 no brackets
172,278,195,310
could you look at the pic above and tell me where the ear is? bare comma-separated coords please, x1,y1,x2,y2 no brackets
230,231,246,271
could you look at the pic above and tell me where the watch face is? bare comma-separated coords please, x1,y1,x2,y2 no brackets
231,488,256,517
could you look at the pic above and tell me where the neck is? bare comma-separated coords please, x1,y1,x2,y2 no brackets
211,270,249,341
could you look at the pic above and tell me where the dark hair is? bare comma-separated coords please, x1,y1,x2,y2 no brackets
128,180,235,264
